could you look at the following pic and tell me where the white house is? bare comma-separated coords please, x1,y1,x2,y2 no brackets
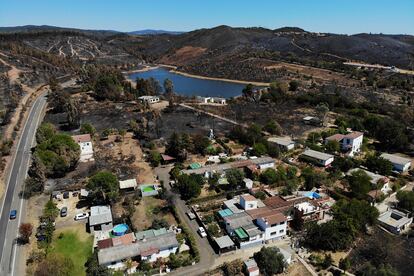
256,157,275,170
301,149,334,167
72,134,94,162
119,179,138,191
240,194,258,210
267,137,295,151
256,212,288,241
138,95,160,104
378,209,412,234
380,153,412,173
197,96,226,105
325,131,363,157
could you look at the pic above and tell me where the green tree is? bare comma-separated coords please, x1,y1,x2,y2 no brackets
87,171,119,202
264,120,282,135
289,80,299,91
396,190,414,212
36,123,56,144
339,258,351,271
43,200,59,221
164,78,174,94
176,174,202,200
148,150,162,167
348,169,372,199
365,155,393,176
34,253,74,276
361,263,399,276
85,252,110,276
225,169,245,189
325,140,340,154
80,123,96,136
207,223,220,237
64,98,80,130
192,134,211,155
242,83,254,99
252,143,267,156
223,259,244,276
253,247,286,276
260,168,278,185
94,74,123,101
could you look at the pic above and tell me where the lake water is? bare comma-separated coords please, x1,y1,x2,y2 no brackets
128,67,248,98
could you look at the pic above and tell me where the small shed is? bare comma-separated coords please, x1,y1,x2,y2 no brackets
119,179,138,191
243,178,254,189
214,235,236,254
244,258,259,276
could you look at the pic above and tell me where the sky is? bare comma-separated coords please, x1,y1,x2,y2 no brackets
1,0,413,35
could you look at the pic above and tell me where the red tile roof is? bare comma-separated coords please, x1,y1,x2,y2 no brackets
326,134,345,142
97,238,113,249
344,131,363,139
72,134,91,143
241,194,256,201
263,213,287,224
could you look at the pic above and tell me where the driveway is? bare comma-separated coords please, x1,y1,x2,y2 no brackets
375,182,413,214
155,166,216,276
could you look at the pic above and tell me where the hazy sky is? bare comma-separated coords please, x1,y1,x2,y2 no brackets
1,0,413,34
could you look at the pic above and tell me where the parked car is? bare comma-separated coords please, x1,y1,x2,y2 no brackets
39,220,56,228
198,227,207,238
186,211,196,220
9,210,17,220
74,212,89,220
63,192,70,199
60,207,68,217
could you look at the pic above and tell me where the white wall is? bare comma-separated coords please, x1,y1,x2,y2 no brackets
79,141,94,162
143,246,178,263
256,219,287,240
258,162,274,170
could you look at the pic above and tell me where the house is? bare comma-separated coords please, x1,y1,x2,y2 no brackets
377,209,412,234
98,230,179,269
325,131,363,156
347,168,391,194
255,212,287,241
380,153,412,173
240,194,258,210
181,157,275,177
140,184,159,197
197,96,227,105
138,95,160,104
243,178,254,189
119,179,138,191
97,233,136,250
267,137,295,151
301,149,334,167
214,235,236,254
244,258,260,276
89,206,113,232
161,154,175,164
72,134,94,162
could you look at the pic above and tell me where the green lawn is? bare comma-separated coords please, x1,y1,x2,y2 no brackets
51,231,93,276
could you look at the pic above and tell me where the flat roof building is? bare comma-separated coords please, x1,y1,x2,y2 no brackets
301,149,334,167
380,153,411,173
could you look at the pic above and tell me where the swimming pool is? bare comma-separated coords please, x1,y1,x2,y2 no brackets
112,224,129,236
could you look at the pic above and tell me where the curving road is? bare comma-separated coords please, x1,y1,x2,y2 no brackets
0,79,75,276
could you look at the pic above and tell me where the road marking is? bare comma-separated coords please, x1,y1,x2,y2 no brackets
10,96,46,276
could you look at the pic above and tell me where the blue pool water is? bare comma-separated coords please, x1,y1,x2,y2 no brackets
128,67,250,98
112,224,129,236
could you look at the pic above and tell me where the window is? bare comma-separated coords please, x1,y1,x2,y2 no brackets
279,229,284,233
270,231,277,236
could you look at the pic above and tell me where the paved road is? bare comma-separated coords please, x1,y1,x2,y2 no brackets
155,166,216,276
0,93,47,275
0,79,75,276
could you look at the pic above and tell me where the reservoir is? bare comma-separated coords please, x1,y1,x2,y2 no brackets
128,67,250,98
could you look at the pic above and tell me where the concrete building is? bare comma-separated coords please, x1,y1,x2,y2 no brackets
72,134,94,162
378,209,412,234
301,149,334,167
138,95,160,104
89,206,113,232
243,178,254,189
119,179,138,191
325,131,363,157
214,235,236,254
98,229,179,269
256,213,287,241
380,153,412,173
244,258,260,276
267,137,295,151
240,194,258,210
140,184,159,197
197,96,226,105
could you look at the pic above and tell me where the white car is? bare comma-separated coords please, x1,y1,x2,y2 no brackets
74,212,89,220
198,227,207,238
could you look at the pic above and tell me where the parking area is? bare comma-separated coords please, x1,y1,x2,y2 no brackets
53,191,89,227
